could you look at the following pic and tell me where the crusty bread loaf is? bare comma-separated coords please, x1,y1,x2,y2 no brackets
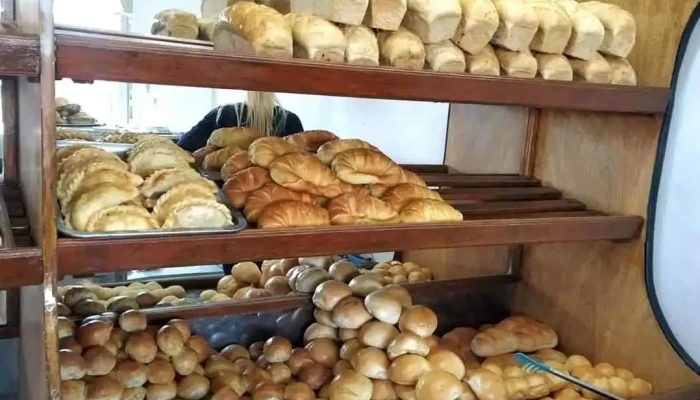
490,0,538,52
343,25,380,66
403,0,462,44
328,194,400,225
285,13,347,62
244,183,317,222
286,130,339,152
198,18,216,41
258,200,331,228
151,9,199,40
364,0,408,31
290,0,369,25
399,199,463,223
465,43,500,75
249,136,304,168
269,152,343,198
208,126,262,149
378,28,426,70
570,53,611,83
223,166,273,208
452,0,499,54
425,40,466,72
578,1,636,58
332,149,402,186
524,0,572,54
214,2,293,59
495,48,537,78
318,139,380,165
471,316,558,357
552,0,604,61
604,55,636,86
535,53,572,81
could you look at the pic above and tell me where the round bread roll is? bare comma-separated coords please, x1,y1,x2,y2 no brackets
270,260,298,278
426,348,465,380
333,359,353,376
107,296,139,313
77,320,112,348
73,298,107,316
112,360,148,388
205,355,237,377
125,332,158,364
306,339,339,368
188,336,214,363
358,321,400,349
364,289,403,325
286,265,310,288
314,309,338,328
339,328,358,341
200,289,218,301
373,380,398,400
285,381,315,400
407,272,427,283
393,275,408,285
382,285,412,308
264,336,293,363
243,366,273,391
146,381,177,400
387,333,430,360
64,286,97,307
121,386,147,400
57,302,72,317
340,339,366,361
171,347,199,376
442,328,478,348
156,325,185,357
351,347,390,379
119,310,147,333
211,387,241,400
231,262,262,285
299,256,334,270
304,322,338,343
136,291,160,308
60,337,83,353
265,276,291,296
58,316,76,339
166,285,186,297
177,373,211,400
332,296,373,329
217,275,234,292
628,378,653,397
109,327,128,350
388,355,432,385
222,344,251,362
398,306,437,338
286,348,315,374
147,358,176,384
329,260,361,283
388,265,406,277
415,371,463,400
60,349,86,380
395,384,417,400
267,362,292,384
295,267,331,293
61,379,87,400
313,280,353,311
298,363,331,390
103,340,118,356
249,341,265,360
251,382,284,400
257,354,271,369
87,376,124,400
329,369,373,400
424,336,440,350
84,346,117,376
349,275,385,297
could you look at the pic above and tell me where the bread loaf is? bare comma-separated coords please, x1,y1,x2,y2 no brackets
364,0,408,31
524,0,571,54
535,53,572,81
328,194,400,225
578,1,636,58
198,18,216,41
570,53,611,83
378,28,426,70
290,0,369,25
490,0,538,52
425,40,467,72
214,2,293,59
269,152,344,197
399,199,463,223
603,55,636,86
258,200,331,228
495,48,537,78
552,0,604,61
471,316,558,357
151,9,199,40
452,0,499,54
285,13,347,62
465,43,500,75
343,25,380,66
402,0,462,44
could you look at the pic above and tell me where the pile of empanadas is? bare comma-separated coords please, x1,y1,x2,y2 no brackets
100,132,168,144
56,139,233,233
202,127,463,229
56,128,95,141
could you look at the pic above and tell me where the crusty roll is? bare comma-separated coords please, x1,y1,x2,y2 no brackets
578,1,636,58
291,0,369,25
194,145,218,166
249,136,304,168
471,316,558,357
265,336,293,363
552,0,604,60
328,194,400,225
151,9,199,40
466,369,507,400
352,347,390,379
86,376,124,400
221,151,252,182
118,310,147,333
358,321,400,349
398,306,438,337
453,0,499,54
285,13,347,62
495,48,537,78
317,139,380,165
60,349,86,381
426,348,465,380
490,0,538,52
465,43,500,75
204,146,245,170
214,2,293,59
343,25,380,66
313,280,353,311
399,199,463,223
286,130,339,152
332,149,401,186
416,371,464,400
270,152,343,197
535,53,572,81
332,296,374,329
387,333,430,360
364,0,407,31
125,332,159,364
244,183,317,222
378,28,426,70
402,0,462,44
381,184,443,211
603,55,636,86
329,369,373,400
223,166,272,208
524,0,572,54
388,354,432,385
570,53,612,84
425,40,466,72
208,126,263,149
258,200,331,229
364,289,403,325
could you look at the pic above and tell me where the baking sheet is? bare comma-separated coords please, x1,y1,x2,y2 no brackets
57,122,103,128
55,142,248,239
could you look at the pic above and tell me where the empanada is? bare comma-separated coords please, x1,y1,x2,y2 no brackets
152,182,218,223
128,140,194,164
85,205,159,232
66,183,141,230
161,198,233,229
58,148,125,177
57,159,131,202
128,149,193,177
60,166,143,211
56,144,95,164
140,167,216,198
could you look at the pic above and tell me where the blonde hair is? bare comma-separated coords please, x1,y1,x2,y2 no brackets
234,91,287,136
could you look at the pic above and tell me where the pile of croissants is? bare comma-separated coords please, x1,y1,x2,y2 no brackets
195,127,463,228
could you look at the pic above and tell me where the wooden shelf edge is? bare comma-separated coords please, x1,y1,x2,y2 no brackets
57,215,643,275
0,34,40,77
640,384,700,400
55,30,669,114
0,248,43,289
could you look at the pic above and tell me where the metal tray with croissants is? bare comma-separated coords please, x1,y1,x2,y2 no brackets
55,140,247,238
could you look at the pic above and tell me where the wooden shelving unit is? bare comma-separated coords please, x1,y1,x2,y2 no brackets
0,34,40,77
0,185,42,289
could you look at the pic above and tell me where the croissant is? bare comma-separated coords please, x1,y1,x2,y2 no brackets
285,130,339,152
332,149,402,185
269,153,342,197
244,183,316,222
221,151,252,182
223,167,273,208
203,146,245,170
248,137,303,168
327,194,400,225
207,127,262,149
317,139,380,165
381,183,443,210
399,199,463,223
193,145,219,166
257,200,330,229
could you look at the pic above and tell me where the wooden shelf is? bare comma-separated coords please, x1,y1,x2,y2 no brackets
55,29,670,114
0,34,40,77
0,185,42,289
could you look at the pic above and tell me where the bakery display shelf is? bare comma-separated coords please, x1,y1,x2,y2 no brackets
0,185,43,289
54,29,670,114
0,33,39,77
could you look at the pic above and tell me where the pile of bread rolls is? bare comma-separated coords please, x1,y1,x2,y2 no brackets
197,128,462,228
57,281,187,317
369,260,433,284
212,0,637,85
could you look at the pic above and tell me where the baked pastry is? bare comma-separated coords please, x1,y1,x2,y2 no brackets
490,0,538,52
258,200,330,229
317,139,380,165
151,9,199,39
193,145,218,166
58,148,125,177
604,54,637,86
402,0,462,44
221,151,252,182
328,194,400,225
461,43,501,73
570,53,612,83
59,163,143,208
208,126,263,149
552,0,604,61
332,149,402,186
214,2,293,59
535,53,573,81
153,182,218,223
286,130,339,152
66,183,141,230
453,0,499,54
290,0,369,26
364,0,407,31
161,198,233,229
578,1,636,58
198,17,216,41
128,146,193,177
524,0,572,54
381,183,443,210
140,167,215,198
85,205,159,232
57,144,96,164
495,48,537,78
378,28,426,70
471,316,558,357
56,129,95,141
270,153,343,198
249,136,304,167
243,183,317,222
203,146,245,170
399,199,463,223
223,166,273,208
285,13,347,63
128,140,194,164
425,40,467,72
343,25,380,66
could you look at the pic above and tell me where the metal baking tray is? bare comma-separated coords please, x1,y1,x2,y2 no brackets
55,143,248,239
57,122,103,128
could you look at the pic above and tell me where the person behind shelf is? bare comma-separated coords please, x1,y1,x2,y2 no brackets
177,91,304,152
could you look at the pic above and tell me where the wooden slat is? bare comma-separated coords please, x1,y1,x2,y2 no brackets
438,187,562,201
54,30,669,113
57,215,643,274
450,199,586,215
0,248,43,289
423,174,540,187
402,164,450,174
0,34,39,77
